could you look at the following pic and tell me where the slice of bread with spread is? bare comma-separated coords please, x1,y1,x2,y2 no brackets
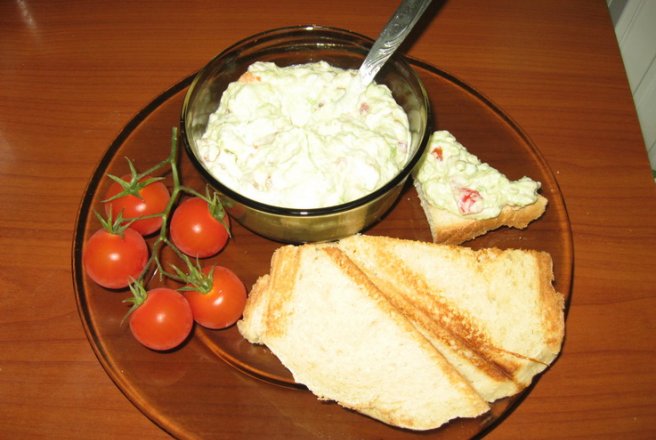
338,235,565,399
237,244,489,431
412,131,548,244
237,236,565,431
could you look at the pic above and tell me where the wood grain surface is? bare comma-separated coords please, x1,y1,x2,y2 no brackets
1,0,655,438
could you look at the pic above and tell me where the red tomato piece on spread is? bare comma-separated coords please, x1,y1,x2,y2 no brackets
455,187,483,215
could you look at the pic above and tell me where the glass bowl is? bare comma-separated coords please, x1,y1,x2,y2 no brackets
180,25,430,243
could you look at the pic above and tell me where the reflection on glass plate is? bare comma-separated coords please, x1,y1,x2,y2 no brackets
72,60,573,439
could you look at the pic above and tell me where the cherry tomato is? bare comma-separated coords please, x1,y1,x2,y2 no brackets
183,266,246,329
83,228,148,289
104,174,170,236
129,287,193,351
170,197,230,258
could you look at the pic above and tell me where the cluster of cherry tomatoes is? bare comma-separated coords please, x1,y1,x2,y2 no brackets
82,129,246,351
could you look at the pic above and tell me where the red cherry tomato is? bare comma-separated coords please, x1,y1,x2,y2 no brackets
183,266,246,329
104,174,170,236
129,287,194,351
170,197,230,258
83,228,148,289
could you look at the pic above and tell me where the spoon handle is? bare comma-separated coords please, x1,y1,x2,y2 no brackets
358,0,433,86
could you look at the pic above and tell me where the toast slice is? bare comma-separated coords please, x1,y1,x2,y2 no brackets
237,244,489,431
338,234,565,399
414,187,548,245
412,131,547,244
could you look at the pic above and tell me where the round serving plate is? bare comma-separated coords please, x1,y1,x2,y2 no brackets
72,59,573,439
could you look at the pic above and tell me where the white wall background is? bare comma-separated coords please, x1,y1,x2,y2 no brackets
607,0,656,173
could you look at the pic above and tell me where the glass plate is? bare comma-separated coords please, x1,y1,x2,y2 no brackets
72,59,573,439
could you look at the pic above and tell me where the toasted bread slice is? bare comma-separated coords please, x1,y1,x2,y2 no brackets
415,181,548,244
412,130,547,244
238,244,489,430
338,234,565,400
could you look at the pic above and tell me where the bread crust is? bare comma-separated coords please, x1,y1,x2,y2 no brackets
236,274,271,344
262,245,301,340
414,177,548,244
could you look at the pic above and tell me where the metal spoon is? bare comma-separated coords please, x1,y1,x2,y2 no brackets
358,0,433,87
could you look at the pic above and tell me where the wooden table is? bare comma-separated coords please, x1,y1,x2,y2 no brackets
2,0,655,438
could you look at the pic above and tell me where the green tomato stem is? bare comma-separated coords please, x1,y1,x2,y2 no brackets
114,127,225,300
127,127,182,288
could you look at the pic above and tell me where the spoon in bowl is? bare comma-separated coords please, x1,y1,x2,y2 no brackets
358,0,433,87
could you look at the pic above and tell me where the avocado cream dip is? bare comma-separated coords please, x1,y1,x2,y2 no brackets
413,131,541,219
196,61,411,209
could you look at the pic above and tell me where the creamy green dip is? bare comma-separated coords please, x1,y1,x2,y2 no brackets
196,61,411,209
413,131,540,219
